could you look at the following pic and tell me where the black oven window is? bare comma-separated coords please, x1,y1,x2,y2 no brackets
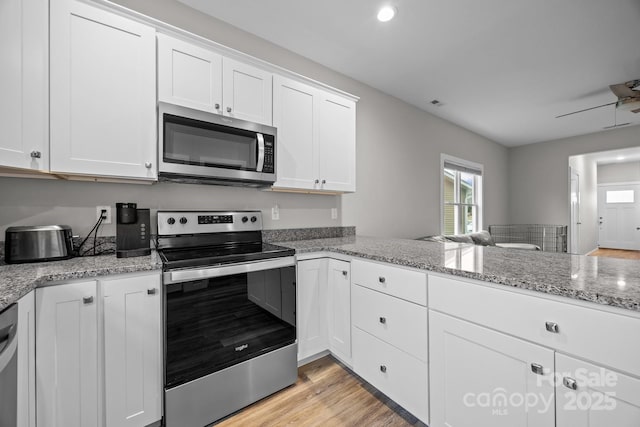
165,267,296,388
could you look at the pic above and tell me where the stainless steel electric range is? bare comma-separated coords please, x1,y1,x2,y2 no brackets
156,210,297,427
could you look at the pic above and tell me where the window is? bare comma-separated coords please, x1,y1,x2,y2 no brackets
441,155,483,235
606,190,634,204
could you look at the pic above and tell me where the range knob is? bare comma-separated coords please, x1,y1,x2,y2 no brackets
179,217,188,225
167,217,175,225
251,216,257,223
242,216,249,223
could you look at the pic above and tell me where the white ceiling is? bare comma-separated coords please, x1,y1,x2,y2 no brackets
178,0,640,147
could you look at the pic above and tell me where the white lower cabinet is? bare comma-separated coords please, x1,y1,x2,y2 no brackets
429,310,555,427
327,259,351,364
556,353,640,426
296,258,352,364
36,273,162,427
102,275,162,427
17,291,36,427
353,328,428,423
297,258,328,361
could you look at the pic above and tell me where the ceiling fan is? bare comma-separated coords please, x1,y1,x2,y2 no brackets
556,79,640,119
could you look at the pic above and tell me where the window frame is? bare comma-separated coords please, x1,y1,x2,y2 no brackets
440,154,484,235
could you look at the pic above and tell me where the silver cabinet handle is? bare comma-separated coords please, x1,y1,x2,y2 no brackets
530,363,544,375
147,288,157,295
380,365,387,373
379,316,386,324
145,162,152,169
322,179,326,184
378,276,386,283
83,296,94,304
545,322,559,333
226,107,232,113
342,270,348,276
214,103,220,109
563,377,578,390
30,151,41,159
315,179,319,184
256,133,265,172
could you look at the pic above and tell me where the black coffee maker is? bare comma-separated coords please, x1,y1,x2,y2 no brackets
116,202,151,258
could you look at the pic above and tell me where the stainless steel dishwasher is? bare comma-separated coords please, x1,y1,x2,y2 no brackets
0,304,18,427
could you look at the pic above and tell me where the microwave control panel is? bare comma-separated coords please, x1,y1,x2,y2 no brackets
263,140,274,173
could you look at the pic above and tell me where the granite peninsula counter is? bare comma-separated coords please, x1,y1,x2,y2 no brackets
274,235,640,312
0,253,161,311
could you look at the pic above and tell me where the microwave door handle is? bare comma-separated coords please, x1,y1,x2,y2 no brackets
256,133,265,172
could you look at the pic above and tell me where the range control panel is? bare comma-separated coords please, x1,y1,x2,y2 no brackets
157,211,263,236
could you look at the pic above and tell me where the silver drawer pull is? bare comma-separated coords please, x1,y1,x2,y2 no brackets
215,103,220,109
379,316,387,324
30,150,42,158
563,377,578,390
380,365,387,373
545,322,559,333
83,296,94,304
342,270,348,276
530,363,544,375
226,107,232,113
147,288,157,295
378,276,386,284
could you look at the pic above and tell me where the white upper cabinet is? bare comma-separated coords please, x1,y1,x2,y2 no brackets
273,75,319,190
0,0,48,172
273,76,356,193
222,57,273,125
157,34,223,114
50,0,157,180
317,93,356,192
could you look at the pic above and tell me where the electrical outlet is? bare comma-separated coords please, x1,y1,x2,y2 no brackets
331,208,338,220
96,205,112,224
272,204,280,221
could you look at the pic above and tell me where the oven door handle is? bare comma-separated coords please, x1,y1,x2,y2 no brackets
164,256,295,285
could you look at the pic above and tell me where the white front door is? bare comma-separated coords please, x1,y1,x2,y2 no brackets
597,184,640,250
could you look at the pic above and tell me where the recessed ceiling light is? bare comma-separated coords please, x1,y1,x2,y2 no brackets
377,5,397,22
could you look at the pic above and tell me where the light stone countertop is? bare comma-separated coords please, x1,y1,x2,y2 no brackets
274,235,640,312
0,253,161,312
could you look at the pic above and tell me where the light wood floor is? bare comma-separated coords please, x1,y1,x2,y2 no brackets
589,248,640,260
214,355,426,427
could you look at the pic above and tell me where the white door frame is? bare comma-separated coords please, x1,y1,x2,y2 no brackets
597,181,640,250
569,168,580,254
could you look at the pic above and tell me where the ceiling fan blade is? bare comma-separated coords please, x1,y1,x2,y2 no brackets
555,101,617,119
610,80,640,98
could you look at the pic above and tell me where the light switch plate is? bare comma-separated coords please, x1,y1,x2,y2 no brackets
272,205,280,220
331,208,338,220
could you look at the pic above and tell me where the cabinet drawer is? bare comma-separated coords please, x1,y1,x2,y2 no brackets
352,259,427,305
352,328,428,423
429,274,640,377
352,284,427,361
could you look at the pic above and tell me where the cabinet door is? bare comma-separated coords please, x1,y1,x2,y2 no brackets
556,353,640,426
327,259,351,363
157,34,223,114
102,274,162,427
273,75,319,190
317,92,356,192
297,258,328,361
429,311,555,427
17,292,35,427
36,282,99,427
50,0,156,179
0,0,48,171
222,57,273,125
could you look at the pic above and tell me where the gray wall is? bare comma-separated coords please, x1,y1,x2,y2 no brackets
508,125,640,231
0,0,509,239
598,161,640,184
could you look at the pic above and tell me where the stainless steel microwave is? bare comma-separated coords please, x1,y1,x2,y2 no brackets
158,102,276,187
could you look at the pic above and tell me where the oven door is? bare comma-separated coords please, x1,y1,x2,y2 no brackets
164,257,296,389
158,102,276,183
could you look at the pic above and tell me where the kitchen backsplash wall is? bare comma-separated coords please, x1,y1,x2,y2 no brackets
0,177,341,238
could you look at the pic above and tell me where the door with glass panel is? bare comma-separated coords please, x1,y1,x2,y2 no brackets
597,184,640,250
